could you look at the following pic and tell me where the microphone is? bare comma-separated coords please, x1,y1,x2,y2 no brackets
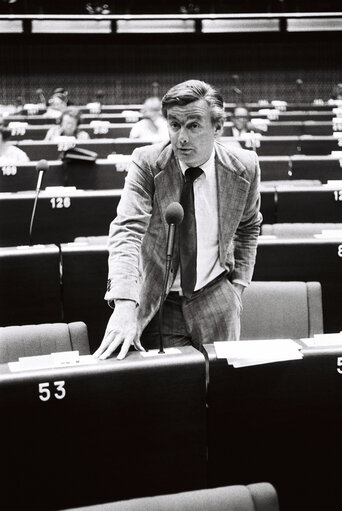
165,202,184,258
296,78,304,103
29,159,49,245
158,202,184,354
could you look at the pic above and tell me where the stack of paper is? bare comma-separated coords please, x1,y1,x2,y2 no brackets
301,332,342,348
214,339,303,368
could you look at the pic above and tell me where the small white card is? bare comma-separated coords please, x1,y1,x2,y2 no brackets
140,348,182,358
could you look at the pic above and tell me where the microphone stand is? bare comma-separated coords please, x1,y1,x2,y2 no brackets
157,202,184,354
29,160,48,245
158,223,176,354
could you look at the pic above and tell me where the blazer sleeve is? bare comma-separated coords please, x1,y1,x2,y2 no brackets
231,150,262,286
104,148,155,305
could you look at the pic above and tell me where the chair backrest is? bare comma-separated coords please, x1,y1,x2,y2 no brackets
59,482,279,511
0,321,90,363
240,281,323,340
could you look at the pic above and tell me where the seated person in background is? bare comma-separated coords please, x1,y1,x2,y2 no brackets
330,83,342,101
227,106,263,137
0,126,30,165
42,89,69,119
129,96,169,142
45,108,90,142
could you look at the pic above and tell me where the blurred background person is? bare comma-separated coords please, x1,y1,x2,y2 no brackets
44,108,90,141
0,125,30,164
129,96,169,142
43,88,69,119
330,83,342,101
226,105,263,137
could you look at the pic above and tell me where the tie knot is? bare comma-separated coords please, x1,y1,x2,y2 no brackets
185,167,203,183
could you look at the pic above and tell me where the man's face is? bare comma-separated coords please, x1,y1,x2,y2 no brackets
232,107,249,131
166,99,221,167
61,115,77,136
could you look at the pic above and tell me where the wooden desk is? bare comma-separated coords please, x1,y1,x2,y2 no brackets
0,189,121,246
275,185,342,222
0,160,128,192
204,343,342,511
0,348,206,510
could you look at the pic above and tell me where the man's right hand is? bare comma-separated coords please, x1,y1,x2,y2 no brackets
93,299,145,360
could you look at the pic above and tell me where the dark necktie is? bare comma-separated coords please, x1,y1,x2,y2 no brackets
179,167,203,298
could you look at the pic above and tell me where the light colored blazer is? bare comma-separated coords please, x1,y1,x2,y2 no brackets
105,140,262,336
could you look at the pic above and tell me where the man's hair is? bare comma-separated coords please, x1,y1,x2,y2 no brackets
161,80,225,124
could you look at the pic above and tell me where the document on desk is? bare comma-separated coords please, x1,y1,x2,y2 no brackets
301,332,342,347
8,351,99,372
214,339,303,368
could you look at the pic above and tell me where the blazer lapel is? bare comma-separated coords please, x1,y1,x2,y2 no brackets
154,145,184,233
215,142,251,262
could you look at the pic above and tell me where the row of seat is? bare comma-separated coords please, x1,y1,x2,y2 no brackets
8,100,337,116
0,279,323,358
1,155,342,193
3,235,339,350
4,109,337,125
1,184,341,246
4,120,337,141
7,136,340,160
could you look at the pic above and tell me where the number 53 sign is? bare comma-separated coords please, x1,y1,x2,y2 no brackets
38,381,66,401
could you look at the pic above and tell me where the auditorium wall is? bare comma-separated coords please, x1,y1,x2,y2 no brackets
0,31,341,104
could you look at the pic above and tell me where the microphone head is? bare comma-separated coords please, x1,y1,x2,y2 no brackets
165,202,184,225
36,159,49,173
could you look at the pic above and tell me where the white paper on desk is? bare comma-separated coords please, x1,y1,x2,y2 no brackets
230,353,302,368
214,339,303,368
301,333,342,347
314,229,342,240
8,352,99,372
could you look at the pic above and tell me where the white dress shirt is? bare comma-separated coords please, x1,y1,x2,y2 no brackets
170,148,224,293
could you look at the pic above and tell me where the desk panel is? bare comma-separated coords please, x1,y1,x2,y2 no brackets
276,186,342,222
9,124,135,141
0,348,206,510
299,136,340,155
0,189,120,246
290,156,342,183
254,238,342,333
260,188,277,224
252,111,334,122
204,344,342,511
0,161,65,192
259,156,290,181
16,140,118,161
0,161,128,192
0,244,62,326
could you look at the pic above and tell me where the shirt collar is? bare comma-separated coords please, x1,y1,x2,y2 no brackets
178,147,215,177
